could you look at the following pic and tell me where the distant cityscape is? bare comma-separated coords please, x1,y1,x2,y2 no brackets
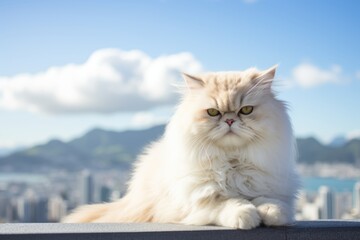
0,170,129,223
296,183,360,220
1,168,360,223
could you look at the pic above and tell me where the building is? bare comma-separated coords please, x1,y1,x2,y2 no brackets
48,195,67,222
318,186,334,219
17,190,49,223
334,192,352,219
17,194,36,223
79,170,94,205
353,181,360,213
0,193,11,222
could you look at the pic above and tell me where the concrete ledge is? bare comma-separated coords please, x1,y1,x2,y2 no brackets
1,221,360,240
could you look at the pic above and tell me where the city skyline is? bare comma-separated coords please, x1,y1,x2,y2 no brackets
1,169,360,223
1,0,360,148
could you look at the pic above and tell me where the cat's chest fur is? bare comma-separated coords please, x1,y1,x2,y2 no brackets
208,152,270,199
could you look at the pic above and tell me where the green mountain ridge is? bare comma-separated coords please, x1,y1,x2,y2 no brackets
0,125,359,172
0,125,165,172
297,137,360,165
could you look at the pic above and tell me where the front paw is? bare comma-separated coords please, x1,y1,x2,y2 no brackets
257,203,291,226
252,197,293,226
218,199,261,229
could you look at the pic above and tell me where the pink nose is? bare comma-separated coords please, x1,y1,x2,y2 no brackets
225,119,235,126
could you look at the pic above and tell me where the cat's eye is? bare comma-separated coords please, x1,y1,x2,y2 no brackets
239,106,254,115
207,108,221,117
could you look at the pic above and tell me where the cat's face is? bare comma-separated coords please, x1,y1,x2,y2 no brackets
183,66,279,148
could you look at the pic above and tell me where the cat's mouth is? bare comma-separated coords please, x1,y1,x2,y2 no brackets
215,126,241,140
225,129,238,136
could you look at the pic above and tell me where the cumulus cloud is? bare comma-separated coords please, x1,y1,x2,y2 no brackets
347,130,360,141
131,111,169,129
291,63,344,88
0,49,202,114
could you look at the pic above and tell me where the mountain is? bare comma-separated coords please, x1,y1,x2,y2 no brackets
0,125,165,172
0,147,15,157
297,137,360,166
328,135,347,147
1,125,360,172
0,146,24,157
69,125,164,159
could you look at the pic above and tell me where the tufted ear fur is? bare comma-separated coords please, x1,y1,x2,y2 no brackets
251,65,278,91
182,73,204,90
262,65,277,79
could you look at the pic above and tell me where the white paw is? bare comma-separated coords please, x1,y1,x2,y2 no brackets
257,203,290,226
219,200,261,229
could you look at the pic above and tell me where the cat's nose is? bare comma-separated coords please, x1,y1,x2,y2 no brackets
225,119,235,126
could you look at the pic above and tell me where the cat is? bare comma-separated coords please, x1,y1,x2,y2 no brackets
63,66,300,229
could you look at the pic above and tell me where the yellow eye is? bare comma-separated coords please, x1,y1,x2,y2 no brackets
239,106,254,115
207,108,221,117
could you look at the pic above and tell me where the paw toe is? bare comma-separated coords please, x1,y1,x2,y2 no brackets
257,204,290,226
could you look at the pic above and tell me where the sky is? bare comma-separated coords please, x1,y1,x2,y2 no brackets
1,0,360,149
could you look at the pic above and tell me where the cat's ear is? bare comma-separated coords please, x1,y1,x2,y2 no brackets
182,73,204,90
253,65,278,90
261,65,277,81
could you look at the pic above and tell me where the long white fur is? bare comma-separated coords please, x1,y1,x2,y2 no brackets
63,66,300,229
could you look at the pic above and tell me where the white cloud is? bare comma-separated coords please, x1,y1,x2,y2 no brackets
0,140,23,149
131,111,168,129
291,63,344,88
346,130,360,141
0,49,202,114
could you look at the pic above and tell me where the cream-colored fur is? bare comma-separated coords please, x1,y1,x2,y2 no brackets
63,66,300,229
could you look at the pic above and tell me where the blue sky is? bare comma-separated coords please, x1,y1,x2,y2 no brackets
1,0,360,148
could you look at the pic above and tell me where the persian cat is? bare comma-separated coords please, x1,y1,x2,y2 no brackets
63,66,299,229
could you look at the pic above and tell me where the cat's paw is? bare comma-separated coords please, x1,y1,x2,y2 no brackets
218,199,261,229
257,203,290,226
252,197,292,226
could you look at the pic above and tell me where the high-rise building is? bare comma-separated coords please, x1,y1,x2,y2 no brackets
99,185,112,202
353,181,360,213
318,186,334,219
48,195,67,222
8,199,19,222
17,190,49,223
0,194,11,222
17,196,36,223
79,170,94,204
334,192,352,219
35,197,48,222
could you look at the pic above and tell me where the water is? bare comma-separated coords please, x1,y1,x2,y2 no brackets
302,177,359,193
0,173,48,184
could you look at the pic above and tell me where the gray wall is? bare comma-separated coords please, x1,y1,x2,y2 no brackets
1,221,360,240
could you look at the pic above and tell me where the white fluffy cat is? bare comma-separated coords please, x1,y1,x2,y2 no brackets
63,66,299,229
